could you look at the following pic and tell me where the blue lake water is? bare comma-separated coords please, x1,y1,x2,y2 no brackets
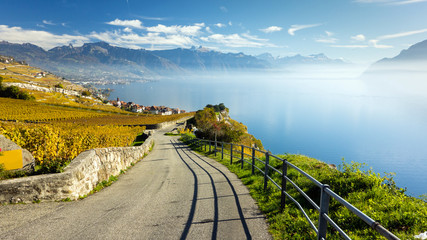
98,70,427,197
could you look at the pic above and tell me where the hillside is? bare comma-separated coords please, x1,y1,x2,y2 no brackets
0,41,346,84
0,41,269,83
191,104,264,152
257,52,346,66
0,56,194,175
0,96,193,175
365,39,427,75
0,55,124,111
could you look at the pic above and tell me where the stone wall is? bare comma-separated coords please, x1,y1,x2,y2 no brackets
0,134,35,172
0,115,192,204
0,137,153,204
145,115,193,129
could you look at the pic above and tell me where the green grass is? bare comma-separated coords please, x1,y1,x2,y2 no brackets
164,132,181,136
181,136,427,240
0,164,29,180
131,132,145,146
78,142,155,200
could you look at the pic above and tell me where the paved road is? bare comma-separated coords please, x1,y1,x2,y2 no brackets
0,125,271,240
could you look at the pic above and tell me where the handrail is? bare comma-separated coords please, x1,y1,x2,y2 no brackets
182,136,400,240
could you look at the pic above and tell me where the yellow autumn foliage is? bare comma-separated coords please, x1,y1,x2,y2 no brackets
0,122,144,165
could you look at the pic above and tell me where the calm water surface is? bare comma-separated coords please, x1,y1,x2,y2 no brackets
99,72,427,197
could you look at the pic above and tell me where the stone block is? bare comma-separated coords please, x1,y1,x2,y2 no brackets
0,134,35,173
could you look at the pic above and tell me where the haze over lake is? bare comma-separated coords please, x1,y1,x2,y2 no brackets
100,66,427,198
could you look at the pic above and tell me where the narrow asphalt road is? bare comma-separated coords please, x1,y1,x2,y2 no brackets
0,124,271,240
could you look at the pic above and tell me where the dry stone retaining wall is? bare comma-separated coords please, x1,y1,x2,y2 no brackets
0,116,193,204
0,137,153,204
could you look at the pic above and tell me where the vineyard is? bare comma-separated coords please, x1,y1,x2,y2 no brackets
0,122,144,172
0,98,110,122
0,97,194,173
0,97,193,124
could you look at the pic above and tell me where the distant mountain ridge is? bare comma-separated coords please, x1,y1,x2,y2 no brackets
366,39,427,74
0,41,345,83
257,52,345,66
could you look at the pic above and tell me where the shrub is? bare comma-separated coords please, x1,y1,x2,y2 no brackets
0,78,35,100
81,90,91,96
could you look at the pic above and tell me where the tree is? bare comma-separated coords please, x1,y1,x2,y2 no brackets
81,90,91,96
0,77,35,100
0,77,3,92
194,107,243,143
205,103,227,112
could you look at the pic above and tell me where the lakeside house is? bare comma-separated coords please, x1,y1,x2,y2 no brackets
108,98,185,115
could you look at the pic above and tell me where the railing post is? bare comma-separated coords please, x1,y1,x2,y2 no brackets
221,142,224,160
241,145,244,169
214,140,217,157
318,184,331,240
251,147,255,174
281,159,288,210
209,140,211,152
230,143,233,164
264,152,270,191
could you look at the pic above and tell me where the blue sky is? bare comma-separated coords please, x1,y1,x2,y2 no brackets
1,0,427,63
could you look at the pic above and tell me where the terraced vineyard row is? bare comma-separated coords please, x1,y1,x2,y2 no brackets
1,97,194,124
1,97,194,173
0,98,109,122
0,121,144,171
57,112,195,126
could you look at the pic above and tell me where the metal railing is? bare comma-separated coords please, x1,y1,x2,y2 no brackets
182,136,400,240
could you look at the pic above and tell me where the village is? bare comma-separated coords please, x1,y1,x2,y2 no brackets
107,98,186,115
1,55,186,115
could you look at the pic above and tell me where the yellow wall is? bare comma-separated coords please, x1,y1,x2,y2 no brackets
0,150,23,170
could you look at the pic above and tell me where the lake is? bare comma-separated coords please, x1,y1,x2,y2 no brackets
98,69,427,197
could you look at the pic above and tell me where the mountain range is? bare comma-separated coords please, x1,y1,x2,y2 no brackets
366,39,427,75
0,41,345,83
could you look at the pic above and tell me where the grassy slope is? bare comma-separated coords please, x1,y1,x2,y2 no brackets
0,60,194,175
182,136,427,240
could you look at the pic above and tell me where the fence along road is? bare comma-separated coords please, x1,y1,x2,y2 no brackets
186,137,400,240
0,124,271,240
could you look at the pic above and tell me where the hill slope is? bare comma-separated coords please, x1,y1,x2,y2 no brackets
365,39,427,74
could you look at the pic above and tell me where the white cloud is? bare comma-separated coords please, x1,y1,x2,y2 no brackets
123,27,132,33
393,0,427,4
205,26,212,33
106,19,143,29
42,20,55,25
316,38,338,43
215,23,226,28
201,33,274,48
367,28,427,48
220,6,228,13
137,16,168,21
90,30,196,50
288,24,322,36
369,39,393,48
354,0,427,4
351,34,366,41
260,26,282,33
377,28,427,40
228,21,232,26
146,23,205,36
316,31,338,43
0,25,89,50
330,44,369,48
